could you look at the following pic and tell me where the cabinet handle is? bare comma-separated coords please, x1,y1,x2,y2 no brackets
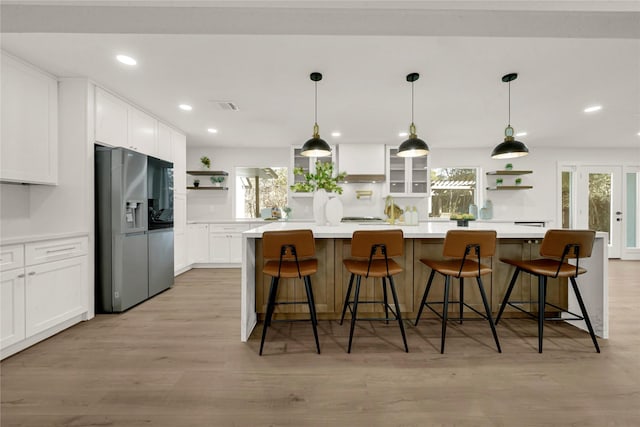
18,273,25,278
46,247,75,253
28,271,36,276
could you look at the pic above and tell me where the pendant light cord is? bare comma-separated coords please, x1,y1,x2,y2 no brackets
411,80,415,124
314,80,318,124
508,80,511,126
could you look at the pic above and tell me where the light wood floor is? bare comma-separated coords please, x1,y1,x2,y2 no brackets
2,261,639,426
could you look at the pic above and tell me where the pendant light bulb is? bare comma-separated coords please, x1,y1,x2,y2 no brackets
398,73,429,158
491,73,529,159
301,72,331,157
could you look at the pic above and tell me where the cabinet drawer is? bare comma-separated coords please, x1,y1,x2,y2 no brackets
210,223,252,233
25,237,88,266
0,245,24,271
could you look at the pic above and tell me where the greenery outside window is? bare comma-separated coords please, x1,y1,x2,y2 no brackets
430,168,479,217
235,167,288,219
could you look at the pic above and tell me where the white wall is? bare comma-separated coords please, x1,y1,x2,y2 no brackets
186,145,639,224
186,147,289,220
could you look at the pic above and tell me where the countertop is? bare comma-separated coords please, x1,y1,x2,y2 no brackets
243,221,567,239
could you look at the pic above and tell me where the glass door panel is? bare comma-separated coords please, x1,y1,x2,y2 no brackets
561,170,573,228
588,172,612,244
388,148,406,194
623,169,640,259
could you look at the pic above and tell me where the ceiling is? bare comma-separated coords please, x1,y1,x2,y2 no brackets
2,1,639,151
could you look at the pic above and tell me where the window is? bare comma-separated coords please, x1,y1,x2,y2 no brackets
235,167,288,219
429,168,478,217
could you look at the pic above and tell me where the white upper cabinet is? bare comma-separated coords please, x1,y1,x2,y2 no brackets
128,108,158,156
385,146,429,196
289,145,336,196
1,52,58,185
95,87,128,147
338,144,385,175
171,130,187,192
157,122,173,161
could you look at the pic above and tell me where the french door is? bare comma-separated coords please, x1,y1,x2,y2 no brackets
560,165,623,258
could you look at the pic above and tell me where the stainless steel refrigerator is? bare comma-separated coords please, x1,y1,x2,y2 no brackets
95,146,174,313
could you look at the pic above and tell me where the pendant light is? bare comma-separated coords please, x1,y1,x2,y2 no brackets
491,73,529,159
398,72,429,158
301,72,331,157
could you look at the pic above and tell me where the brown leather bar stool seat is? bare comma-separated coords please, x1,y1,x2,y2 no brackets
259,229,320,356
496,229,600,353
415,230,501,354
340,229,409,353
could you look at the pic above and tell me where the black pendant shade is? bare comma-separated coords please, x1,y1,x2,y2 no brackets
492,73,529,159
398,73,429,158
301,72,331,157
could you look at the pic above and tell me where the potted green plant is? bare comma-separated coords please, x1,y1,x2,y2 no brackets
496,178,504,186
515,178,522,185
505,163,513,170
210,176,225,187
290,161,347,194
200,156,211,170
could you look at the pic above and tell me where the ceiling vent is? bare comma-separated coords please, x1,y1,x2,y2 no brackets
211,100,240,111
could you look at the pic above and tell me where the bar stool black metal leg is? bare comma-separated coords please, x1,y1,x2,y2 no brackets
570,277,601,353
306,276,319,326
304,276,321,354
347,275,362,354
459,277,464,324
477,276,502,353
382,277,389,324
496,268,521,324
388,276,408,353
441,275,451,354
340,273,355,325
538,275,546,353
260,277,279,356
415,270,435,326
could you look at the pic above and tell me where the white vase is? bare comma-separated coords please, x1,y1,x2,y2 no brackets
313,189,329,225
325,196,343,226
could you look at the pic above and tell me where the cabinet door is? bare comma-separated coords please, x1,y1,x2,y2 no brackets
0,269,26,348
173,194,187,272
174,232,187,273
172,131,187,192
229,234,244,264
386,147,407,194
157,122,173,162
209,234,230,263
95,87,128,147
187,224,209,264
409,155,429,194
25,256,88,337
128,108,158,156
1,53,58,185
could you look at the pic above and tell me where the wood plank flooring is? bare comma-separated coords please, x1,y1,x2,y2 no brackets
2,261,639,426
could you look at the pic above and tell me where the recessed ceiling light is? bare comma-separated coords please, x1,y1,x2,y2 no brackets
516,131,527,137
207,128,218,134
398,132,408,137
116,55,137,66
584,105,602,113
331,131,341,137
637,131,640,136
179,104,193,111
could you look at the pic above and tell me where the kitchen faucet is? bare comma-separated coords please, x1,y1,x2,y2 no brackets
385,195,396,224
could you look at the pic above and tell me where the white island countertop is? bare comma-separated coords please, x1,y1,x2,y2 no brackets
244,221,554,239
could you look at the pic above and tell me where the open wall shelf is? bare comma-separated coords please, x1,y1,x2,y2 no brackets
187,170,229,176
486,185,533,190
486,170,532,175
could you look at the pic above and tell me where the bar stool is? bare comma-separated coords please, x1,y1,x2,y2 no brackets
259,229,320,356
415,230,501,354
496,229,600,353
339,229,408,353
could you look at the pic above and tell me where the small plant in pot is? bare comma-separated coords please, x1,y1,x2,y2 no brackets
515,178,522,185
210,176,225,187
200,156,211,170
496,178,504,186
193,179,200,188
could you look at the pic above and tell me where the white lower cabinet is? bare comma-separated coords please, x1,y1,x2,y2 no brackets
1,269,26,348
187,223,210,264
25,256,87,337
208,223,252,265
1,236,89,359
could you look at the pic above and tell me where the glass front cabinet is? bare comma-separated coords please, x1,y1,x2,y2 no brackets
385,146,429,196
289,145,336,197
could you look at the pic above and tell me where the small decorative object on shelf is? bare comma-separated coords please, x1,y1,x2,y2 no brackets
210,176,225,187
515,178,522,185
282,206,292,220
193,179,200,188
200,156,211,170
496,178,503,186
450,213,475,227
505,163,513,170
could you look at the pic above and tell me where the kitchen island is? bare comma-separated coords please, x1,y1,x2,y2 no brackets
241,222,608,342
